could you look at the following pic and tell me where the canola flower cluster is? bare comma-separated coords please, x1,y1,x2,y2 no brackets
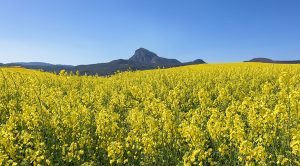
0,63,299,166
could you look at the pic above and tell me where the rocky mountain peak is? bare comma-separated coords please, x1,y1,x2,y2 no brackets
129,48,159,64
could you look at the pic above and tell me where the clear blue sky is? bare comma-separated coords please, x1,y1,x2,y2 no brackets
1,0,300,65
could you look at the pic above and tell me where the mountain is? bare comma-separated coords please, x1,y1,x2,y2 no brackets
246,58,274,63
74,48,205,75
1,48,206,75
246,58,300,64
6,62,73,67
129,48,181,66
183,59,206,65
6,62,55,67
4,62,74,73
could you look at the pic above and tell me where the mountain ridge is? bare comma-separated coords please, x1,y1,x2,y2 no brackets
1,48,206,75
3,49,299,76
246,58,300,64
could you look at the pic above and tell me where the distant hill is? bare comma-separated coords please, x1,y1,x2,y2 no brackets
4,62,74,73
6,62,55,67
246,58,274,63
6,62,73,68
246,58,300,64
183,59,206,65
1,48,206,75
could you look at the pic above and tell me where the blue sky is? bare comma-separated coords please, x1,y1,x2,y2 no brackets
0,0,300,65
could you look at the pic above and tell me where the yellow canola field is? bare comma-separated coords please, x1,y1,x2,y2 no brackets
0,63,299,165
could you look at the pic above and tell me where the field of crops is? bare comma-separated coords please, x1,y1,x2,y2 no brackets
0,63,299,165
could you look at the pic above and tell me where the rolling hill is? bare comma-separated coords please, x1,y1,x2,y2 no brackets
246,58,300,64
